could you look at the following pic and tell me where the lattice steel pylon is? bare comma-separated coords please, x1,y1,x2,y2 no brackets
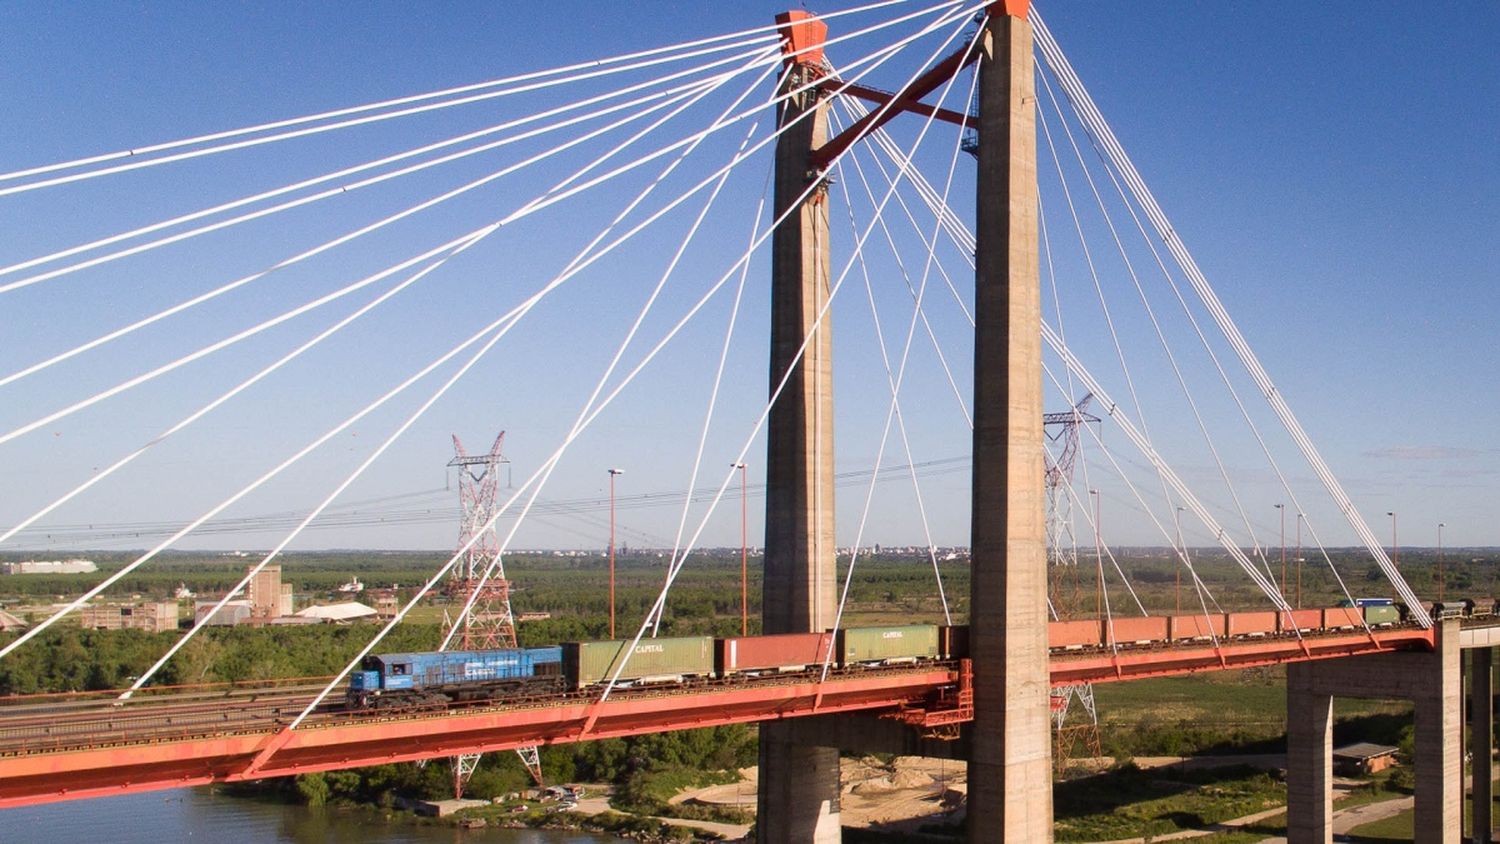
442,432,542,795
1044,396,1105,771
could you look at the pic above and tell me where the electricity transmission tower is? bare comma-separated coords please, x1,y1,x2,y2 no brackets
1043,395,1104,771
442,432,542,794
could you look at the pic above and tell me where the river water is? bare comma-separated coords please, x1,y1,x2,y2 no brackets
0,788,617,844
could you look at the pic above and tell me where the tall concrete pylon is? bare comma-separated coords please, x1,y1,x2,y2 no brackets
968,1,1055,840
759,10,841,843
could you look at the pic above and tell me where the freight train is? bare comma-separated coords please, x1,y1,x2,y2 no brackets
346,602,1486,712
346,624,946,710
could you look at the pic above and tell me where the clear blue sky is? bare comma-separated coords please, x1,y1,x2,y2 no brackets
0,1,1496,556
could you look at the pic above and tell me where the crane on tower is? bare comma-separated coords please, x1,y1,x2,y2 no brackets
1043,394,1105,771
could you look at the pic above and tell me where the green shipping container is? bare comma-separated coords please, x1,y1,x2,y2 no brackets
838,625,940,665
1364,605,1401,626
565,636,714,688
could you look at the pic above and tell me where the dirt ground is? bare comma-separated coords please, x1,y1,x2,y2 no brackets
675,756,968,834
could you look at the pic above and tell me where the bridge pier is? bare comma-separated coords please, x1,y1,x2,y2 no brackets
1286,620,1461,843
967,1,1053,840
1473,647,1494,843
759,11,840,843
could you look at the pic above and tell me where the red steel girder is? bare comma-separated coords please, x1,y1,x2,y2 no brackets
0,625,1449,810
810,42,979,170
1049,627,1435,686
0,668,955,809
830,82,974,129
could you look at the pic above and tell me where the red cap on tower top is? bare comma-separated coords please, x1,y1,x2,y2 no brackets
993,0,1029,17
775,10,828,68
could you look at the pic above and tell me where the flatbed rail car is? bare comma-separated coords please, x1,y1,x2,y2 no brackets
348,646,562,708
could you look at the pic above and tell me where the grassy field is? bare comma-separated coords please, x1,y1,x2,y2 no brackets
1088,669,1413,758
1346,779,1500,841
1053,764,1283,841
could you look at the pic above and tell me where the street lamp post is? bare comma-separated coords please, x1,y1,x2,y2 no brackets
1438,522,1446,602
1387,511,1399,572
608,468,624,638
1275,504,1286,598
733,462,749,636
1174,506,1186,614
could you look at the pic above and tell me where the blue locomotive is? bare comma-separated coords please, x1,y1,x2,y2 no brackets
347,646,564,709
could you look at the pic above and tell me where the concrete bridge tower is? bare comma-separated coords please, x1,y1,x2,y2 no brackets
759,10,841,843
759,3,1052,840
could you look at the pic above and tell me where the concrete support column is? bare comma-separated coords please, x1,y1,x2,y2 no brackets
759,11,840,843
1285,662,1334,844
1473,647,1494,844
1413,621,1461,843
968,2,1052,840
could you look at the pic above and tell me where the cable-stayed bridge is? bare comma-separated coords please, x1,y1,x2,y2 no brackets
0,2,1492,841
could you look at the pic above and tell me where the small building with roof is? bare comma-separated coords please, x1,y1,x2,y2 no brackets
1332,742,1401,776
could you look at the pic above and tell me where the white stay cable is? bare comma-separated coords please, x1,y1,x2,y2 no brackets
835,104,972,429
1043,322,1292,613
8,43,793,661
443,0,987,645
0,27,793,186
1031,12,1427,627
0,57,763,440
1,0,961,300
649,115,777,636
0,40,782,299
812,13,981,683
0,230,504,661
1037,68,1277,585
3,1,957,201
827,101,976,624
838,167,954,625
1044,66,1365,620
1036,96,1195,569
276,0,987,731
443,86,776,652
0,0,938,186
474,1,985,230
843,100,975,326
1043,363,1210,616
0,246,449,547
134,72,777,693
0,37,784,199
599,5,983,704
0,54,772,395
